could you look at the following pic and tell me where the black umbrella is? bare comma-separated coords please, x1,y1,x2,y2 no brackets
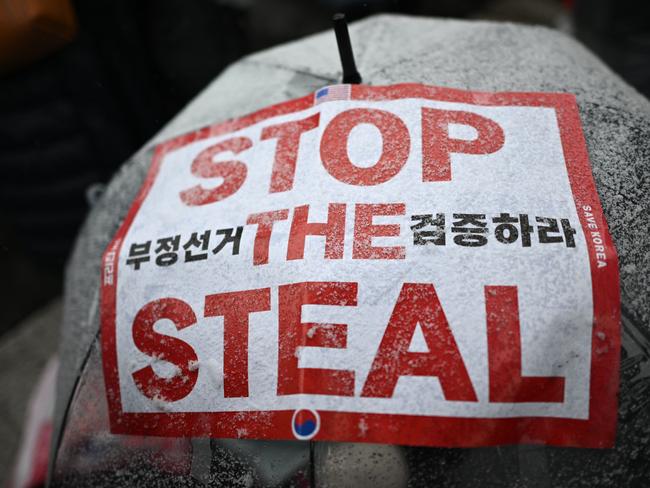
50,14,650,487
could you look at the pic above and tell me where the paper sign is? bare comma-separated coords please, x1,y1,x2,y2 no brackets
101,84,620,447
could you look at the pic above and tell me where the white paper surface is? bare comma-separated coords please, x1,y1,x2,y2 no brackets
112,95,593,421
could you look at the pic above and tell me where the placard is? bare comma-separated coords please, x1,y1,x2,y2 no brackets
101,84,620,447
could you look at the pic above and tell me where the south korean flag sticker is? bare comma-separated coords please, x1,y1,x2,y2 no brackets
292,409,320,440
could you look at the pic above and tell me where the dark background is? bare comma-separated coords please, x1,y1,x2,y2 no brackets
1,0,648,336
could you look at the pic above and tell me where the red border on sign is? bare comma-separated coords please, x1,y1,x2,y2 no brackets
100,84,620,448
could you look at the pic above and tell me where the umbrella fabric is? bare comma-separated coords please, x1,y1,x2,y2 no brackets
52,14,650,486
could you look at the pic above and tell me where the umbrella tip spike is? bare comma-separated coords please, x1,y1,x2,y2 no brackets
333,13,362,85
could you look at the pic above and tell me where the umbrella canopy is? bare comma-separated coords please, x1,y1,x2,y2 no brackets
52,13,650,487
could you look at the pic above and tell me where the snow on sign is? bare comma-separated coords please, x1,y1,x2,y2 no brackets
101,83,620,448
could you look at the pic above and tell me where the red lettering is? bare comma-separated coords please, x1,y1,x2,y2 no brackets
180,137,251,206
204,288,271,398
246,209,289,265
421,108,504,182
262,113,320,193
277,281,357,396
353,203,405,259
287,203,346,260
320,108,410,185
131,298,199,402
486,286,565,403
361,283,477,401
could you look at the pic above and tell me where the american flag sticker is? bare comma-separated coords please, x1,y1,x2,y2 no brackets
314,84,352,104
